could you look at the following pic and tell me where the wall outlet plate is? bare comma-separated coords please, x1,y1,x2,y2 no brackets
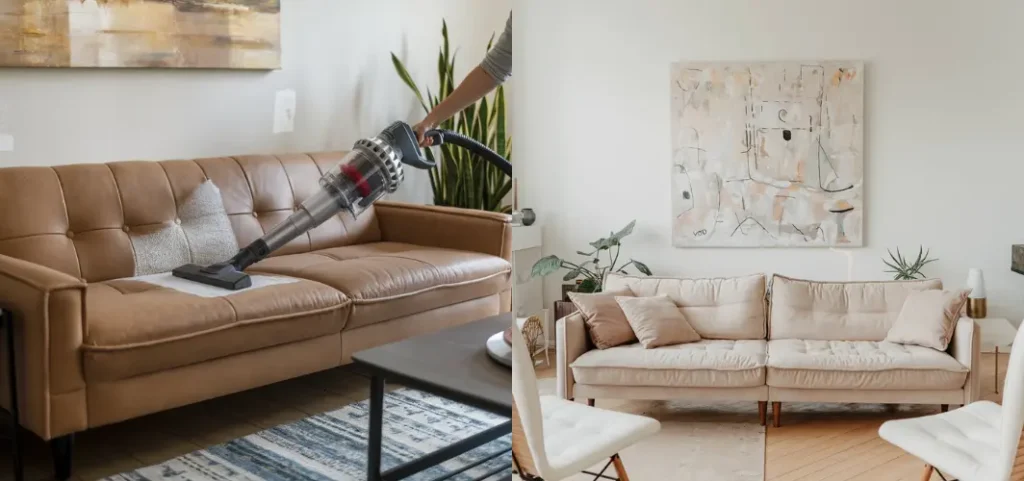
0,134,12,152
273,89,296,133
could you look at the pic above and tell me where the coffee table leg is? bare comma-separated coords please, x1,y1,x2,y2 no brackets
996,346,1000,395
367,375,385,481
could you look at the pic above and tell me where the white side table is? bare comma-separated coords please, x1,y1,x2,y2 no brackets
975,317,1018,394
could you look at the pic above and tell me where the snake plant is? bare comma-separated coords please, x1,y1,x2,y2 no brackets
391,20,512,213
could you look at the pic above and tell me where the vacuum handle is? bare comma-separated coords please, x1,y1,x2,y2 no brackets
382,121,436,170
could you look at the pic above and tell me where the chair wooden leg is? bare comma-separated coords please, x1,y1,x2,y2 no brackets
587,398,595,407
772,402,782,428
940,404,949,413
611,454,630,481
920,464,934,481
758,401,767,427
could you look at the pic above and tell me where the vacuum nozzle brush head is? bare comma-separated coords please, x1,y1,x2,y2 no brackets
171,263,252,291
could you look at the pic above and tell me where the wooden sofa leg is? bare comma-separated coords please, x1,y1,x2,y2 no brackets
587,399,595,407
611,454,631,481
772,402,782,428
920,464,934,481
51,434,74,481
758,401,767,426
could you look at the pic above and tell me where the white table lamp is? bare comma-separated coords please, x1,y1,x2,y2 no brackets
965,268,987,318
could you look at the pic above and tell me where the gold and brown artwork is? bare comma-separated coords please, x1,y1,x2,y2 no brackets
0,0,280,69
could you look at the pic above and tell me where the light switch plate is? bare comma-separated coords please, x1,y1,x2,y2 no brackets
273,89,296,133
0,134,12,152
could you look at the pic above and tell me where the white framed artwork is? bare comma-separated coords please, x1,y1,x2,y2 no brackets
670,61,864,247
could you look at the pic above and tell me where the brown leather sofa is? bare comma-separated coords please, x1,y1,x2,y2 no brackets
0,151,512,475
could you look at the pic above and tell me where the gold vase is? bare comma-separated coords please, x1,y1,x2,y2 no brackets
967,298,987,318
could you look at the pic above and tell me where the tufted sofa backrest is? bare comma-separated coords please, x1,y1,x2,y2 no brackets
768,274,944,341
604,272,768,340
0,152,382,283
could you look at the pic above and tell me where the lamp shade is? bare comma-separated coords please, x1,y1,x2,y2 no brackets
966,268,986,299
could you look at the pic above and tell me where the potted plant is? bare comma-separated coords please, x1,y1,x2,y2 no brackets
531,220,653,295
883,246,937,280
391,21,512,213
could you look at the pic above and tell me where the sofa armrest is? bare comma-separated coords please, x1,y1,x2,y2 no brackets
949,317,981,404
556,311,591,400
0,254,87,439
374,201,511,261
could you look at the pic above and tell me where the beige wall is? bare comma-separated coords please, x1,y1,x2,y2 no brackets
0,0,512,205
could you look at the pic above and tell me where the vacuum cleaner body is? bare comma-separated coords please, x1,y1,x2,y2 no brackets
172,121,511,290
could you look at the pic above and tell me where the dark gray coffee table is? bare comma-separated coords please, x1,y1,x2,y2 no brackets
352,314,514,481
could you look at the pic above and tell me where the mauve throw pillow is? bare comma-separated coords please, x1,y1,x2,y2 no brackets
615,295,702,349
885,289,972,351
568,288,637,349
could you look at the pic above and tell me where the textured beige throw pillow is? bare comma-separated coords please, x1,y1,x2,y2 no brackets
615,295,701,349
568,288,637,349
885,289,972,351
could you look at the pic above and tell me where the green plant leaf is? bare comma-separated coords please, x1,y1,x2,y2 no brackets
562,268,582,282
631,259,653,276
610,220,637,245
495,86,507,164
531,255,562,278
578,278,599,293
390,53,428,113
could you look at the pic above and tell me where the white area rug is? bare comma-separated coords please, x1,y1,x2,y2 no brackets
537,379,766,481
101,388,510,480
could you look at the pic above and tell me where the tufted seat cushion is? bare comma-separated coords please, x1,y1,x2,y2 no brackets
249,241,511,330
767,340,969,390
879,401,1002,481
570,340,768,388
538,395,661,478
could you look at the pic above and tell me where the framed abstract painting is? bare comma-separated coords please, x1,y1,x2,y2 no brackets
669,61,864,247
0,0,281,69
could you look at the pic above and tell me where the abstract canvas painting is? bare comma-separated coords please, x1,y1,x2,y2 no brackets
670,61,864,247
0,0,280,69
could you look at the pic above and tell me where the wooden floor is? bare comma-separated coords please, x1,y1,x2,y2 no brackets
537,352,1009,481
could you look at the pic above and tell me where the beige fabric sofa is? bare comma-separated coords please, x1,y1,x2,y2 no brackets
557,273,981,427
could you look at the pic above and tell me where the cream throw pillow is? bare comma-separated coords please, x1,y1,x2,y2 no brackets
568,288,637,349
615,295,701,349
885,289,972,351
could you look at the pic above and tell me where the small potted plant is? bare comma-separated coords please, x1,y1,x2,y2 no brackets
531,220,652,296
883,246,937,280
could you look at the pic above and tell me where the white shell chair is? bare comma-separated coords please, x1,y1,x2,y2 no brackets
880,322,1024,481
510,323,660,481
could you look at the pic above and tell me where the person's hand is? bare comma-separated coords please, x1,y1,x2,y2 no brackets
412,115,439,147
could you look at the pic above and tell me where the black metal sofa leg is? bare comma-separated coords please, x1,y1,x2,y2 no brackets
51,434,74,480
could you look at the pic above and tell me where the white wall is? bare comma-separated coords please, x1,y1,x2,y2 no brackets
513,0,1024,322
0,0,511,205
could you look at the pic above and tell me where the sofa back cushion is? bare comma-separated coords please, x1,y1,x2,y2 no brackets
0,152,382,283
603,273,767,340
768,274,943,341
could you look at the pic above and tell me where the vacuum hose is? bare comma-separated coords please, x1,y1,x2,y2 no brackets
171,121,511,290
423,129,512,176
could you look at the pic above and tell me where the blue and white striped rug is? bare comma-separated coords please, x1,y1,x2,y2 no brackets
101,388,511,481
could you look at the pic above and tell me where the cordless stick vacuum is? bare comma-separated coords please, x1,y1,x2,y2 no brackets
172,121,512,290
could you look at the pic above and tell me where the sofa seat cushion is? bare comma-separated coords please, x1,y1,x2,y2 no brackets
83,278,349,382
570,340,767,388
766,340,969,390
249,242,511,330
